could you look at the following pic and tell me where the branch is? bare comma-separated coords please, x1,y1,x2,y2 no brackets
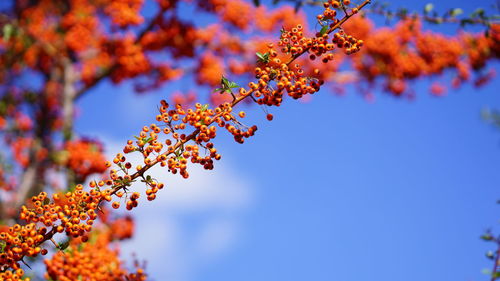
368,5,499,27
62,58,78,189
271,0,499,27
1,0,373,272
13,145,42,212
286,0,371,65
492,239,500,281
62,59,77,142
12,67,63,213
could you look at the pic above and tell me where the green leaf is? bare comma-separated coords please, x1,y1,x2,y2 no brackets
217,75,240,92
480,234,494,241
0,240,6,253
450,8,463,17
319,25,329,36
256,52,270,63
397,8,408,18
221,75,231,88
2,24,13,41
58,240,70,251
424,3,434,13
472,8,485,18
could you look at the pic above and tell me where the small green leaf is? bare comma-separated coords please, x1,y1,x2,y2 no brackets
215,75,240,93
2,24,13,41
450,8,463,17
256,52,270,63
319,25,329,36
221,76,231,88
482,268,491,275
0,240,6,253
397,8,408,17
472,8,485,18
424,3,434,13
481,268,491,275
480,234,494,241
58,240,70,251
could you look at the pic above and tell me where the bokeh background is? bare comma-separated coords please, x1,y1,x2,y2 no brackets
70,0,500,280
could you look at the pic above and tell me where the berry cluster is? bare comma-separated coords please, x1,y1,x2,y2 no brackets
44,230,146,281
0,269,26,281
105,0,144,27
65,139,108,180
342,15,500,96
0,1,372,279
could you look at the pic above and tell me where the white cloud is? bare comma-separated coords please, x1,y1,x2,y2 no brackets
152,163,253,212
101,138,254,281
195,219,238,260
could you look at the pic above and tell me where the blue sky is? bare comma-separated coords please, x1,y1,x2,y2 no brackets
74,0,500,280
